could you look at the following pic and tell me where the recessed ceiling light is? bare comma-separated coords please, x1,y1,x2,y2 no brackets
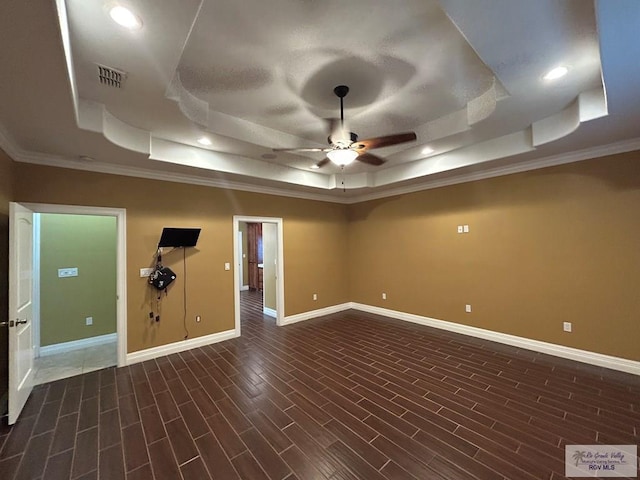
543,66,568,81
197,136,212,146
421,146,435,155
109,5,142,29
310,164,320,169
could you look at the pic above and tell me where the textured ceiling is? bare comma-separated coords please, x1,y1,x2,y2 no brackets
1,0,639,201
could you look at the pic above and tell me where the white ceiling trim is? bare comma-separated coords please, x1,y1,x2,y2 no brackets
54,0,79,123
2,122,638,206
0,128,342,204
70,85,606,193
149,137,332,189
344,137,640,204
76,99,333,189
167,72,326,151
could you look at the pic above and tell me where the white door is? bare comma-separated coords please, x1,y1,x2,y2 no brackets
238,231,243,288
7,202,35,425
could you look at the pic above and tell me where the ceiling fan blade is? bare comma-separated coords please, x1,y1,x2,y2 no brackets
356,152,386,166
354,132,417,150
316,158,331,168
272,147,331,153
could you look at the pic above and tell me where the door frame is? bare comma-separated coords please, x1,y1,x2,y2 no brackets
233,216,284,333
237,230,245,290
23,203,127,367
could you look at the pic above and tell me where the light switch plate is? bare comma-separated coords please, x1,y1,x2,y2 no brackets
224,262,231,271
58,267,78,278
457,226,463,234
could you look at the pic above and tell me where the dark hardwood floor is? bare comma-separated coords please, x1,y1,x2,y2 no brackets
1,289,638,479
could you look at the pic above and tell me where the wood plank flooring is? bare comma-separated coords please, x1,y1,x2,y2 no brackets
1,289,638,479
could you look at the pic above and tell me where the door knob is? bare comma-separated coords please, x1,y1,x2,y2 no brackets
15,319,28,325
0,320,21,327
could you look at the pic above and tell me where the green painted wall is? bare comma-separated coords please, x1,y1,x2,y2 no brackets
40,214,117,346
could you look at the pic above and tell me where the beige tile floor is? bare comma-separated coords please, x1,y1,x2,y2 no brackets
33,341,117,385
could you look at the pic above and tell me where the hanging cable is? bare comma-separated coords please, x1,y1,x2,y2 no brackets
183,247,189,339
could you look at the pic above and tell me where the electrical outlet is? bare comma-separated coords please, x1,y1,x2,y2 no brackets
563,322,572,332
313,293,317,301
224,262,231,271
465,304,472,313
85,316,93,326
382,293,387,300
463,225,469,233
196,315,201,323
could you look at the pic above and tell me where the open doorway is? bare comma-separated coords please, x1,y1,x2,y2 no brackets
233,216,284,334
25,203,127,383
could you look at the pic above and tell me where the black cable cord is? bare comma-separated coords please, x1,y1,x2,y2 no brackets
183,247,189,339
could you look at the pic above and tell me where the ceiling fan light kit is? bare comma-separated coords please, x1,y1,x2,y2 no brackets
327,149,358,166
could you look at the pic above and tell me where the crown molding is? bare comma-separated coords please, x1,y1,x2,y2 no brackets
343,137,640,204
0,127,344,204
1,124,639,206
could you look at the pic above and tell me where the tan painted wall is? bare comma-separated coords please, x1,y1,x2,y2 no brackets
0,150,13,399
263,223,277,311
348,152,640,361
6,150,640,363
13,163,350,353
39,214,117,346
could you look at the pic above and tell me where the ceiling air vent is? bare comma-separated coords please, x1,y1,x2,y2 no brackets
97,64,127,88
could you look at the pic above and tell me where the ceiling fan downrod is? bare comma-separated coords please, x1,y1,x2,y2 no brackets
334,85,349,127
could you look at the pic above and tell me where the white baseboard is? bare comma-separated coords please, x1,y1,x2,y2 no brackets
263,307,277,318
350,303,640,376
281,303,351,326
126,329,238,365
40,333,117,357
240,285,249,291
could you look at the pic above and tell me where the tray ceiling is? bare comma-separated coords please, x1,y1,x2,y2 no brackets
1,0,639,201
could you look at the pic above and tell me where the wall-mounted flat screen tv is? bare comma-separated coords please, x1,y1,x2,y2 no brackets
158,227,201,248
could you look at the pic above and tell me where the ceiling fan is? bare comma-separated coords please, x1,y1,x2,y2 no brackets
273,85,417,168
